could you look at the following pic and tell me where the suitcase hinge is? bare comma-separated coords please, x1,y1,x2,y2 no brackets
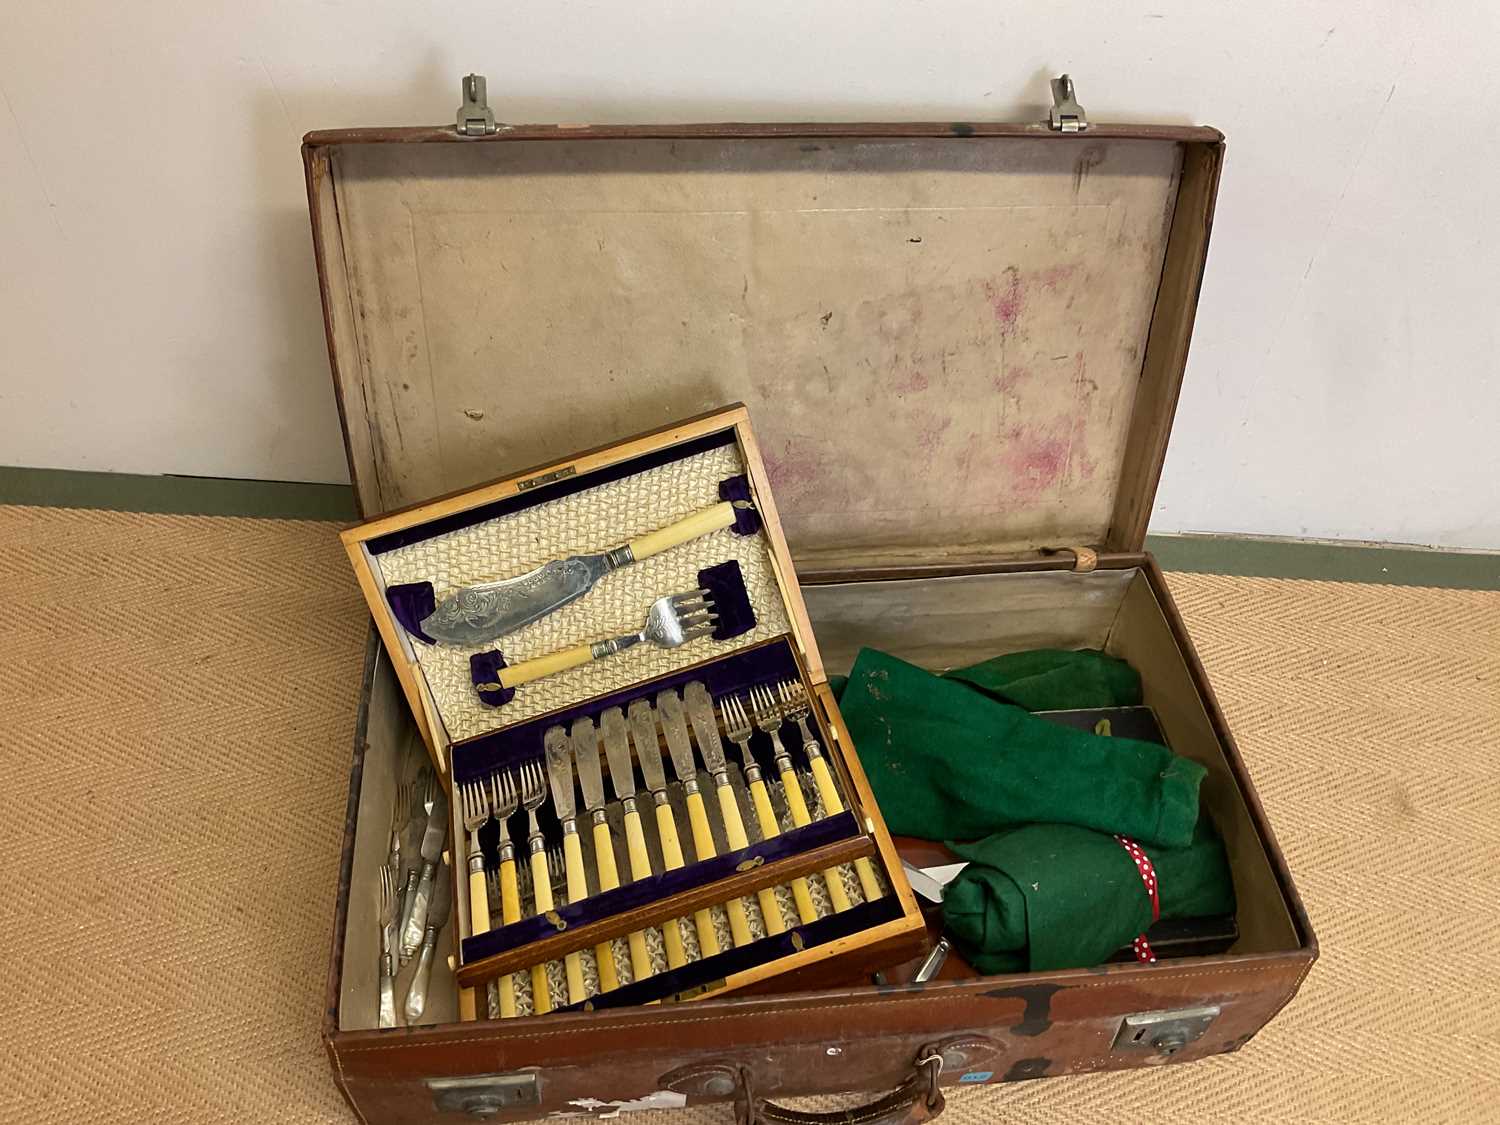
1048,74,1088,132
456,73,498,136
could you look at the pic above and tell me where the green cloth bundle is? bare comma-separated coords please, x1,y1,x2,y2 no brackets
838,648,1206,848
942,820,1235,973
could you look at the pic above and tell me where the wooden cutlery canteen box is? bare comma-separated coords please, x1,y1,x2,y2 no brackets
309,78,1315,1124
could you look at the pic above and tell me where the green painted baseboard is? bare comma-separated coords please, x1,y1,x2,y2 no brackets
3,465,1496,589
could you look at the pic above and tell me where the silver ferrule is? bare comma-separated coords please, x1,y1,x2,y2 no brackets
561,818,579,837
591,633,643,659
743,762,764,784
498,838,516,864
802,740,825,761
620,795,639,816
773,753,794,775
605,544,634,570
527,832,546,856
467,850,485,876
711,769,731,789
650,788,670,807
681,776,701,797
589,807,608,828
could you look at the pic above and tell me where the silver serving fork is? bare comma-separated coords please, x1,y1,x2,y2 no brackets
377,865,398,1028
779,680,881,901
459,776,494,935
474,589,719,691
749,683,852,912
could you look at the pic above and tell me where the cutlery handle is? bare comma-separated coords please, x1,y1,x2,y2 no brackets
718,781,782,936
397,869,419,959
747,776,814,926
809,757,884,902
402,861,436,956
617,809,656,980
589,822,623,991
528,849,556,1015
560,833,590,1004
498,644,596,690
467,863,491,935
458,985,478,1022
496,854,520,1019
685,790,749,948
653,801,691,969
780,765,851,913
378,972,397,1028
404,934,437,1023
627,501,735,562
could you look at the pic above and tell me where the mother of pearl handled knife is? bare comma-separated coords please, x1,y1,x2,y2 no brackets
600,708,655,982
659,689,753,949
419,500,746,646
627,700,689,970
400,789,449,957
684,681,785,936
570,718,621,993
543,727,590,1004
404,859,452,1023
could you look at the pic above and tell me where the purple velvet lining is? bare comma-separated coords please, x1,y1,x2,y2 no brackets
470,651,515,708
460,810,859,964
697,559,755,641
386,583,437,645
554,896,905,1012
718,474,763,535
454,637,803,782
367,430,739,555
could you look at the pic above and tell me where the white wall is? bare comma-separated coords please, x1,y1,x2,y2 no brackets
2,2,1497,548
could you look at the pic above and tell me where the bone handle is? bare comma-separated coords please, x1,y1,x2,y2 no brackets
496,856,520,1019
560,832,589,1004
653,801,692,969
497,644,595,690
780,765,851,913
747,775,815,926
528,849,555,1015
627,501,735,562
719,780,784,936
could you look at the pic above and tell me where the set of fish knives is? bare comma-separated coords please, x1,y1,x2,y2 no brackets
455,677,885,1014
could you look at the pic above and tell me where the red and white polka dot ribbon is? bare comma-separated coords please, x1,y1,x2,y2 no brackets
1114,835,1159,964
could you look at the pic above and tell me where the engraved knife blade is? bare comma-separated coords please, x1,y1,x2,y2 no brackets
628,700,667,794
656,689,698,784
571,718,606,814
600,708,637,801
543,725,576,824
683,681,728,775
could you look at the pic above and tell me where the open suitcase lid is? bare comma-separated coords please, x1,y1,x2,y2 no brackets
304,77,1222,572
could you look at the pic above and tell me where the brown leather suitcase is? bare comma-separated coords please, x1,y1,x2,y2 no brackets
310,76,1316,1124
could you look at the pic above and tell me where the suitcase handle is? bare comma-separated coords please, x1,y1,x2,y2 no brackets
661,1037,1000,1125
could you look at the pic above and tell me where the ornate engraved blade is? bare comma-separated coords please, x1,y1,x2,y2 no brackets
420,554,612,645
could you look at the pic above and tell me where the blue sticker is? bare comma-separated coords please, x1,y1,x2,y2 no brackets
959,1071,993,1084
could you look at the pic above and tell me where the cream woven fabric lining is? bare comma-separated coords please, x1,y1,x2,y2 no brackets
375,444,791,742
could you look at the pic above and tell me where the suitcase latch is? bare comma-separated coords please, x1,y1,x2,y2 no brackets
1111,1005,1220,1057
1048,74,1088,133
456,73,498,136
427,1072,540,1118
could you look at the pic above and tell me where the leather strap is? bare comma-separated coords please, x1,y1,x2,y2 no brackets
738,1048,945,1125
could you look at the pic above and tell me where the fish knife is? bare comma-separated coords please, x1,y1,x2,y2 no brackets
571,718,621,993
403,859,452,1023
627,700,689,969
545,726,590,1004
658,689,752,949
599,708,654,982
419,499,750,645
400,788,448,958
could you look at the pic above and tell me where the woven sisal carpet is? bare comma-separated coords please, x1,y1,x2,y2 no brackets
1,505,1496,1123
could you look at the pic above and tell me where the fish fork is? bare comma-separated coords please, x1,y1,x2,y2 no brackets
459,776,494,935
519,758,555,1014
722,693,816,926
780,680,882,903
474,589,719,691
377,865,398,1028
748,684,851,913
489,768,523,1018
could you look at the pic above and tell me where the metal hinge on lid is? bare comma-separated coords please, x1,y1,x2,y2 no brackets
456,73,498,136
1048,74,1088,132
